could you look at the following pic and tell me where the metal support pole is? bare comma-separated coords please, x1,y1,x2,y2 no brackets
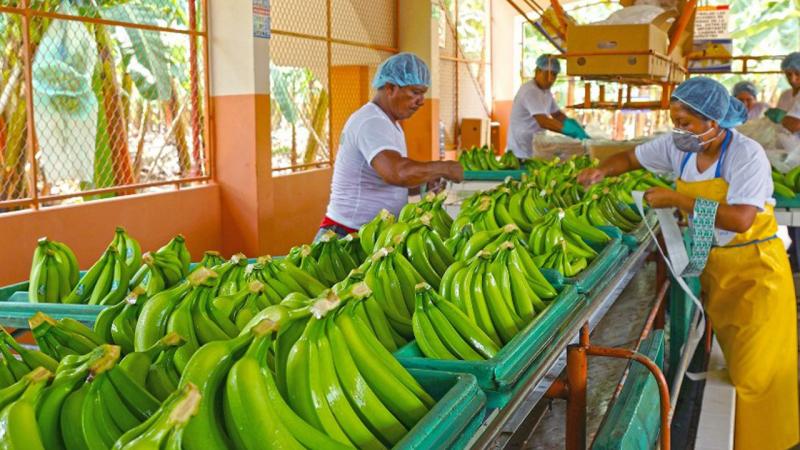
565,343,588,450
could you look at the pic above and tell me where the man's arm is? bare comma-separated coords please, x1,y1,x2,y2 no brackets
551,111,567,122
371,150,463,188
781,115,800,133
533,114,564,133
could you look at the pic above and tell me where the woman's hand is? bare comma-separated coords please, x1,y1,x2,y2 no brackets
644,187,683,209
577,168,606,186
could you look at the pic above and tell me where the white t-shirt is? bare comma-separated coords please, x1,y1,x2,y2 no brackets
777,88,800,113
635,131,774,245
635,131,774,210
747,102,769,121
506,81,560,159
325,102,408,229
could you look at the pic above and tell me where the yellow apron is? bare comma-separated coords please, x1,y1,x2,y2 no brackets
676,137,799,450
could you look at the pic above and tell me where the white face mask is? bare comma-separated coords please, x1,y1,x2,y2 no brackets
671,126,719,153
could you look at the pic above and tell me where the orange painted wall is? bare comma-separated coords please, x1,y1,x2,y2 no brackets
493,99,513,152
266,168,333,255
0,185,221,285
213,93,273,257
403,98,440,162
331,66,370,156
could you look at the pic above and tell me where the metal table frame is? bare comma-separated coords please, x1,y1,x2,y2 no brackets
468,239,656,449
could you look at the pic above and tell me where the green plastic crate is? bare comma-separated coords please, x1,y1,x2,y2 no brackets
396,369,486,450
0,255,287,328
542,238,629,294
463,170,527,181
592,330,665,450
394,286,582,403
0,280,28,302
775,193,800,208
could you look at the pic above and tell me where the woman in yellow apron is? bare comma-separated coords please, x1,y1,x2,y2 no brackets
578,76,799,450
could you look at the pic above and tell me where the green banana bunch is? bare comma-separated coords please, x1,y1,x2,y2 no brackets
0,328,58,375
0,366,52,449
499,150,521,169
119,332,184,387
113,382,200,450
146,345,182,401
441,240,556,346
402,217,454,290
412,283,500,360
451,195,501,234
28,237,79,303
177,319,267,450
533,239,587,277
130,248,185,293
305,232,359,286
211,280,273,333
35,344,120,450
780,165,800,194
359,209,396,255
158,234,191,275
226,317,353,450
61,245,130,305
212,253,249,297
133,280,193,352
458,146,505,171
399,191,454,239
190,250,226,273
286,244,333,288
30,312,105,360
112,227,142,276
529,209,599,261
94,286,145,348
285,287,434,448
444,223,475,257
340,232,368,266
247,254,328,299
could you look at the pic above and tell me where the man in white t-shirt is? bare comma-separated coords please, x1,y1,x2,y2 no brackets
317,53,463,239
766,52,800,135
506,54,589,159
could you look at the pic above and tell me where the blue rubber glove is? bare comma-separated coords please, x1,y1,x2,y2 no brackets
562,118,591,140
765,108,787,124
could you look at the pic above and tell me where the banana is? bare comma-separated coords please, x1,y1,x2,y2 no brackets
134,281,191,352
417,284,483,360
413,292,457,360
469,258,503,346
114,383,201,450
114,227,142,275
94,296,128,345
311,318,385,449
119,332,183,388
406,232,441,289
0,339,31,380
179,322,257,450
61,380,91,450
434,293,500,359
224,327,305,449
0,367,51,449
88,247,116,305
82,373,124,447
1,330,58,372
146,346,181,401
110,299,140,354
483,271,521,344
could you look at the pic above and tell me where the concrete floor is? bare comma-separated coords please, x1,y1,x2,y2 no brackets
520,261,659,449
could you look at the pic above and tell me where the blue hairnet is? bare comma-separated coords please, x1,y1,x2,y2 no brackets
535,55,561,74
732,81,758,98
781,52,800,72
671,77,747,128
372,52,431,89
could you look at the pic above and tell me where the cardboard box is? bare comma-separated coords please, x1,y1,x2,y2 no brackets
588,141,639,162
460,118,490,149
566,11,682,80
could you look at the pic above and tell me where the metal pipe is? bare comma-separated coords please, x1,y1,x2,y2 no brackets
667,0,697,56
0,5,206,37
565,344,588,450
545,378,569,399
639,280,670,343
586,345,671,450
19,0,38,210
26,176,211,204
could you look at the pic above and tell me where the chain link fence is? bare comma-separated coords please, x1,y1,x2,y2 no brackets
270,0,397,175
0,1,209,212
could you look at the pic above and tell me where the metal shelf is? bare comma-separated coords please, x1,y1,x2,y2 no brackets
467,238,655,449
